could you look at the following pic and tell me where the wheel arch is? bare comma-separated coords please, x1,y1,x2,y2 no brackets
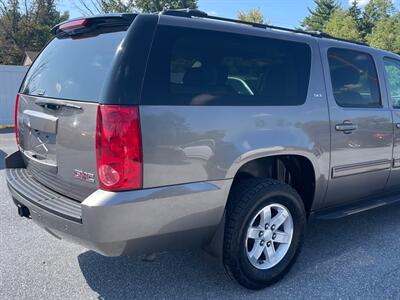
226,150,320,213
206,151,321,258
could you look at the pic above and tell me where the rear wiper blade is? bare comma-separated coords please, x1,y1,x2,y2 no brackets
34,99,82,110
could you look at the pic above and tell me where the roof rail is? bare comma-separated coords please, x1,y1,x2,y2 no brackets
161,9,368,46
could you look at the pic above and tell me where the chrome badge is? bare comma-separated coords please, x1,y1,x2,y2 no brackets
73,169,95,183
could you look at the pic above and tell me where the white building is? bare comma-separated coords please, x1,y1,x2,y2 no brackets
0,65,28,126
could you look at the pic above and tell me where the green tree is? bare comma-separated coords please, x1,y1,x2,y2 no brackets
368,14,400,54
237,8,268,24
325,8,362,41
135,0,197,12
98,0,135,13
301,0,340,31
0,0,69,65
348,0,362,32
77,0,198,14
360,0,395,37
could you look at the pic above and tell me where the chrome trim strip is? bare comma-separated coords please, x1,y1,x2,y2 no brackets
332,159,391,178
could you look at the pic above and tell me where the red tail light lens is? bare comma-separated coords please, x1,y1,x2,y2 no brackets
96,105,142,191
60,19,88,31
14,94,19,144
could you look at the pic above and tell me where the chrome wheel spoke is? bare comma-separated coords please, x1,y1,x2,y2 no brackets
274,231,290,244
259,206,271,227
271,209,289,229
264,243,276,262
248,227,262,239
249,243,265,260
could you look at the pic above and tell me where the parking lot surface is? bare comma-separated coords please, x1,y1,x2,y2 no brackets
2,128,400,299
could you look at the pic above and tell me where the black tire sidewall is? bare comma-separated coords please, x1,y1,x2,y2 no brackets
224,180,306,289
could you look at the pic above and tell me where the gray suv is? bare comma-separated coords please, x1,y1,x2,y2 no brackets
6,10,400,289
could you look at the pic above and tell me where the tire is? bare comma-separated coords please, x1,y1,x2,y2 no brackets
223,178,306,289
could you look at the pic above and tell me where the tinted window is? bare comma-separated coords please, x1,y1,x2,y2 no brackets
328,48,381,108
21,31,125,102
384,58,400,108
142,26,311,106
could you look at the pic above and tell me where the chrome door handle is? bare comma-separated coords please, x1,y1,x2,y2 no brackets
335,122,358,134
396,123,400,129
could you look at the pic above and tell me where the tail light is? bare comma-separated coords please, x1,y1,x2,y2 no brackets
14,94,20,145
96,105,142,191
59,19,88,31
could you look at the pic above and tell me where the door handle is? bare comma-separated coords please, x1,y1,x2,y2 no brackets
396,123,400,129
335,122,357,134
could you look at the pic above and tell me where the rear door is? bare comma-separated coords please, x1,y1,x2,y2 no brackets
17,23,127,201
321,44,393,207
382,56,400,193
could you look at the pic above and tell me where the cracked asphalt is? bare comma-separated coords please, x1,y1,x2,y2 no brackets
2,128,400,299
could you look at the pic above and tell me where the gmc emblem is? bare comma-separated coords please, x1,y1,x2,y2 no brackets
73,169,95,183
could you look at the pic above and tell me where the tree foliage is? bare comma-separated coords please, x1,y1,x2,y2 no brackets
300,0,400,54
348,0,362,31
0,0,69,65
325,9,362,41
301,0,340,31
135,0,197,12
75,0,132,14
76,0,198,14
360,0,395,37
368,13,400,54
237,8,268,24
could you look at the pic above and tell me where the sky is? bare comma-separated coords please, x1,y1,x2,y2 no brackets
60,0,400,29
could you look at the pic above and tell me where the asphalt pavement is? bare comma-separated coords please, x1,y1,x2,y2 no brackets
1,128,400,299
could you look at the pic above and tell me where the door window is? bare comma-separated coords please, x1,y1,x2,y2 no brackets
328,48,381,108
383,58,400,108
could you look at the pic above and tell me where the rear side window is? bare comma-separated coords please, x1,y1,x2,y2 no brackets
21,31,125,102
327,48,381,108
142,26,312,106
383,58,400,108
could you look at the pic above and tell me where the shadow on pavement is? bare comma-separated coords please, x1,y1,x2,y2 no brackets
77,202,400,299
0,127,15,170
77,249,241,299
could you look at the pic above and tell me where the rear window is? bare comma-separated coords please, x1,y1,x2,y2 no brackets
21,31,125,102
142,26,312,106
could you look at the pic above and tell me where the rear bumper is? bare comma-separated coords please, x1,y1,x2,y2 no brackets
6,151,231,256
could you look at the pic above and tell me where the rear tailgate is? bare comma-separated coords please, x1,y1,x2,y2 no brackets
18,95,98,200
17,17,130,201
